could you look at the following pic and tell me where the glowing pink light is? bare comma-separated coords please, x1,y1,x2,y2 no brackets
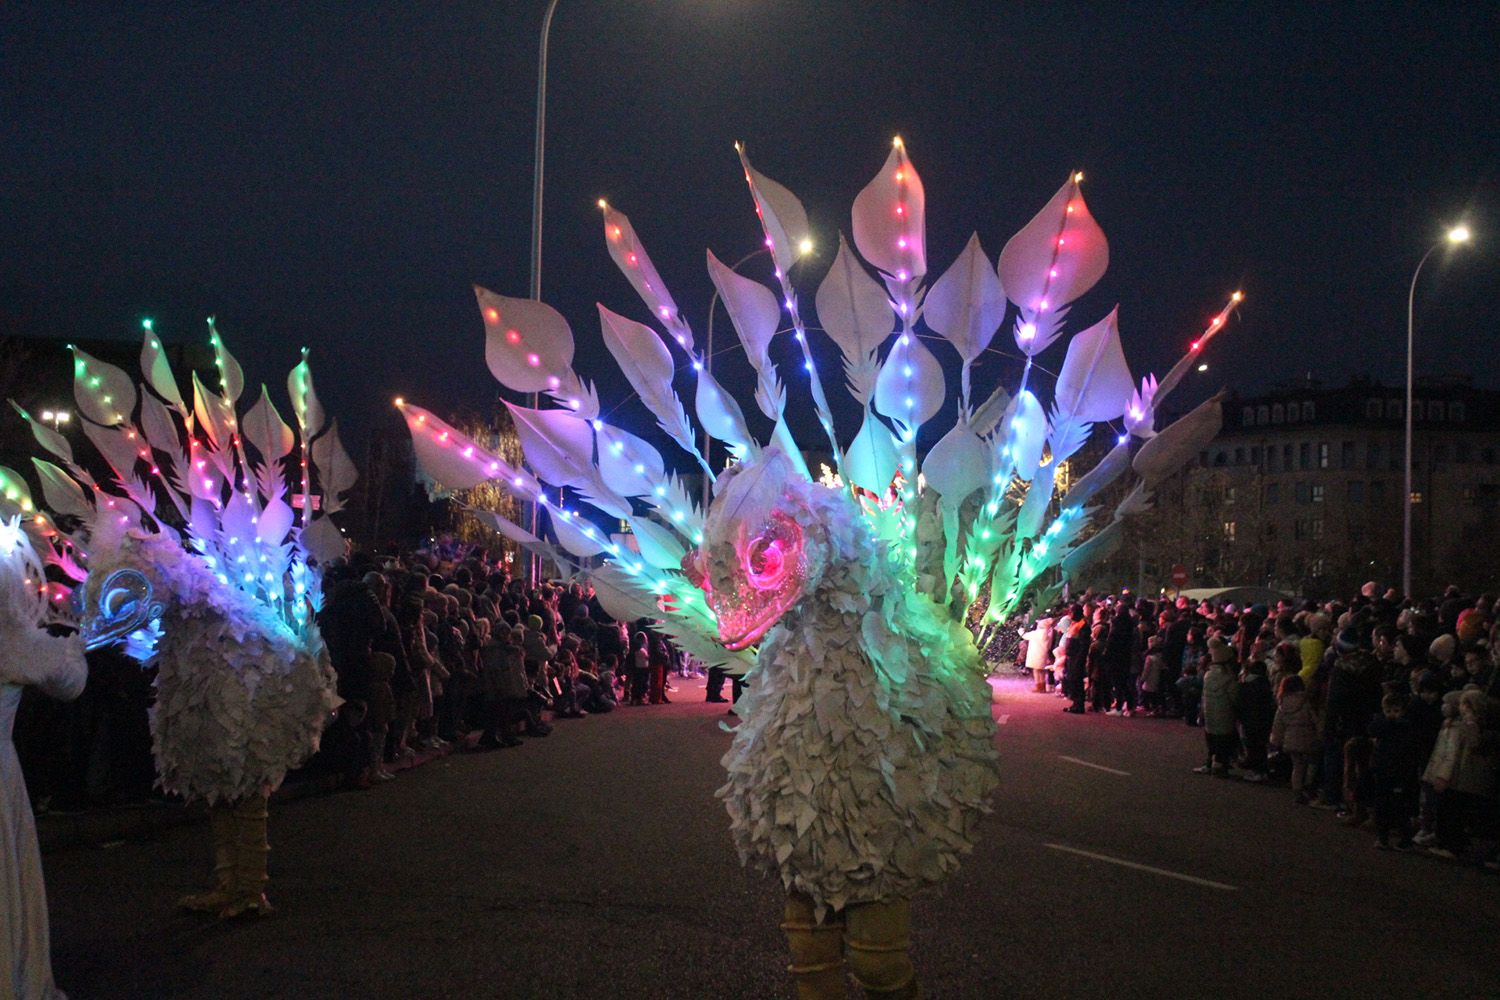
1020,322,1037,341
898,237,908,249
505,329,522,344
547,375,560,389
1049,268,1059,278
895,204,905,216
526,353,540,367
897,269,909,280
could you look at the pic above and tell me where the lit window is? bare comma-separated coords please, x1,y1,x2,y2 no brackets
1318,443,1329,469
1311,484,1324,503
1223,521,1236,543
1410,491,1423,505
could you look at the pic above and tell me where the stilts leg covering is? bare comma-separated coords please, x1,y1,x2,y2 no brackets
177,804,235,912
782,892,848,1000
221,792,274,918
845,898,918,999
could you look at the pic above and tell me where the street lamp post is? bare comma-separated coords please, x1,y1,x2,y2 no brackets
523,0,563,582
1403,224,1470,599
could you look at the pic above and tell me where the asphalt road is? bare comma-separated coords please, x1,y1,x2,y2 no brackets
42,676,1498,999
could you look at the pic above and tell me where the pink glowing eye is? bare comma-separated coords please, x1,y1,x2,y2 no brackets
745,535,786,590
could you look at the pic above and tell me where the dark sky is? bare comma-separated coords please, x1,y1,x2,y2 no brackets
3,1,1497,461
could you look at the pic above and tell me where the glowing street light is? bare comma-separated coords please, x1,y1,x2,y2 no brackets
39,409,71,431
1404,223,1473,598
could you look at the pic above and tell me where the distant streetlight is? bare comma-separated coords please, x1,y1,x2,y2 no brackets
39,409,72,431
1403,224,1471,598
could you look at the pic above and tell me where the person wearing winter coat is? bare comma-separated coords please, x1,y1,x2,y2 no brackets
1236,660,1277,781
1271,674,1321,802
1422,688,1497,858
1062,608,1089,714
1368,693,1422,850
1139,634,1166,716
478,625,529,747
1322,631,1384,816
1021,615,1055,693
1194,637,1241,774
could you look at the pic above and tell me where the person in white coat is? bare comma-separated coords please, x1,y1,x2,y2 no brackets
1,518,87,1000
1022,614,1056,692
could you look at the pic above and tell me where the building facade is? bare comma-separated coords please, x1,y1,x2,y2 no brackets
1117,377,1500,598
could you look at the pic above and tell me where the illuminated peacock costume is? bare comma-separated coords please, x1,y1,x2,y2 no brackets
400,139,1239,997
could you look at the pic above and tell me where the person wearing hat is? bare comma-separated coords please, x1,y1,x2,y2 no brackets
1194,637,1240,775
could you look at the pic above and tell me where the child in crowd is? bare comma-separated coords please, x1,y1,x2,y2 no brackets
1236,659,1276,783
1176,663,1203,727
1270,674,1320,803
1139,634,1165,716
1421,689,1495,859
1367,692,1420,850
1194,638,1240,775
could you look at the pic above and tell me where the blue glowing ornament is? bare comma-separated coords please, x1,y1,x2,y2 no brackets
82,568,165,659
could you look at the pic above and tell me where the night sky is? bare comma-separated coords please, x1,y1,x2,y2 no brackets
4,1,1497,462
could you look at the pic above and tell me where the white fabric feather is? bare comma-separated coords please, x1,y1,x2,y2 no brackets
1053,306,1134,423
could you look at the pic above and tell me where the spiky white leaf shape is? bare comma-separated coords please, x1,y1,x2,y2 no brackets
242,386,295,465
478,287,593,417
32,458,92,520
852,140,926,285
629,516,688,571
601,202,694,351
999,174,1108,319
873,334,943,430
309,418,358,508
597,304,707,470
140,331,187,412
707,248,780,371
397,404,535,494
1125,374,1159,439
737,144,812,280
10,403,74,466
1001,390,1047,481
71,348,136,427
922,417,989,507
549,507,607,558
287,352,325,438
694,365,756,460
1054,307,1133,423
596,421,666,499
1133,391,1226,486
843,409,900,497
923,233,1006,365
207,319,245,405
815,235,894,403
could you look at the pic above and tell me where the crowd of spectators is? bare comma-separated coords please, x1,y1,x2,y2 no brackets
315,550,699,789
1018,583,1500,865
14,547,703,811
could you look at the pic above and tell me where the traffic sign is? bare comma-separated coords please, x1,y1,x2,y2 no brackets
1170,564,1189,588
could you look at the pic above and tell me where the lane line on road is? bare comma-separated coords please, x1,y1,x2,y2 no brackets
1043,843,1240,892
1058,755,1129,776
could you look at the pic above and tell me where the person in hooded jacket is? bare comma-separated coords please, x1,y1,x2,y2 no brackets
1271,674,1321,802
1236,659,1276,782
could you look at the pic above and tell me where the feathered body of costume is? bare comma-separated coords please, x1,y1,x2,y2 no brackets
397,137,1240,992
7,327,351,913
702,450,997,913
78,527,337,805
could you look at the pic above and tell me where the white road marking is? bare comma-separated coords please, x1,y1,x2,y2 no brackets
1058,754,1130,776
997,714,1011,725
1044,843,1240,892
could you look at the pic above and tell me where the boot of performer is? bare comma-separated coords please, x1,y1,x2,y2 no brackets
222,791,274,918
845,898,918,999
177,803,235,912
782,891,848,1000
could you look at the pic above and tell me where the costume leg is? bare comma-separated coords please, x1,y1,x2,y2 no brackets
845,898,918,999
222,790,274,917
177,802,235,912
782,891,848,1000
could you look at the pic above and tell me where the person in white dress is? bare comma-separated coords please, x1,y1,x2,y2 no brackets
1,517,87,1000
